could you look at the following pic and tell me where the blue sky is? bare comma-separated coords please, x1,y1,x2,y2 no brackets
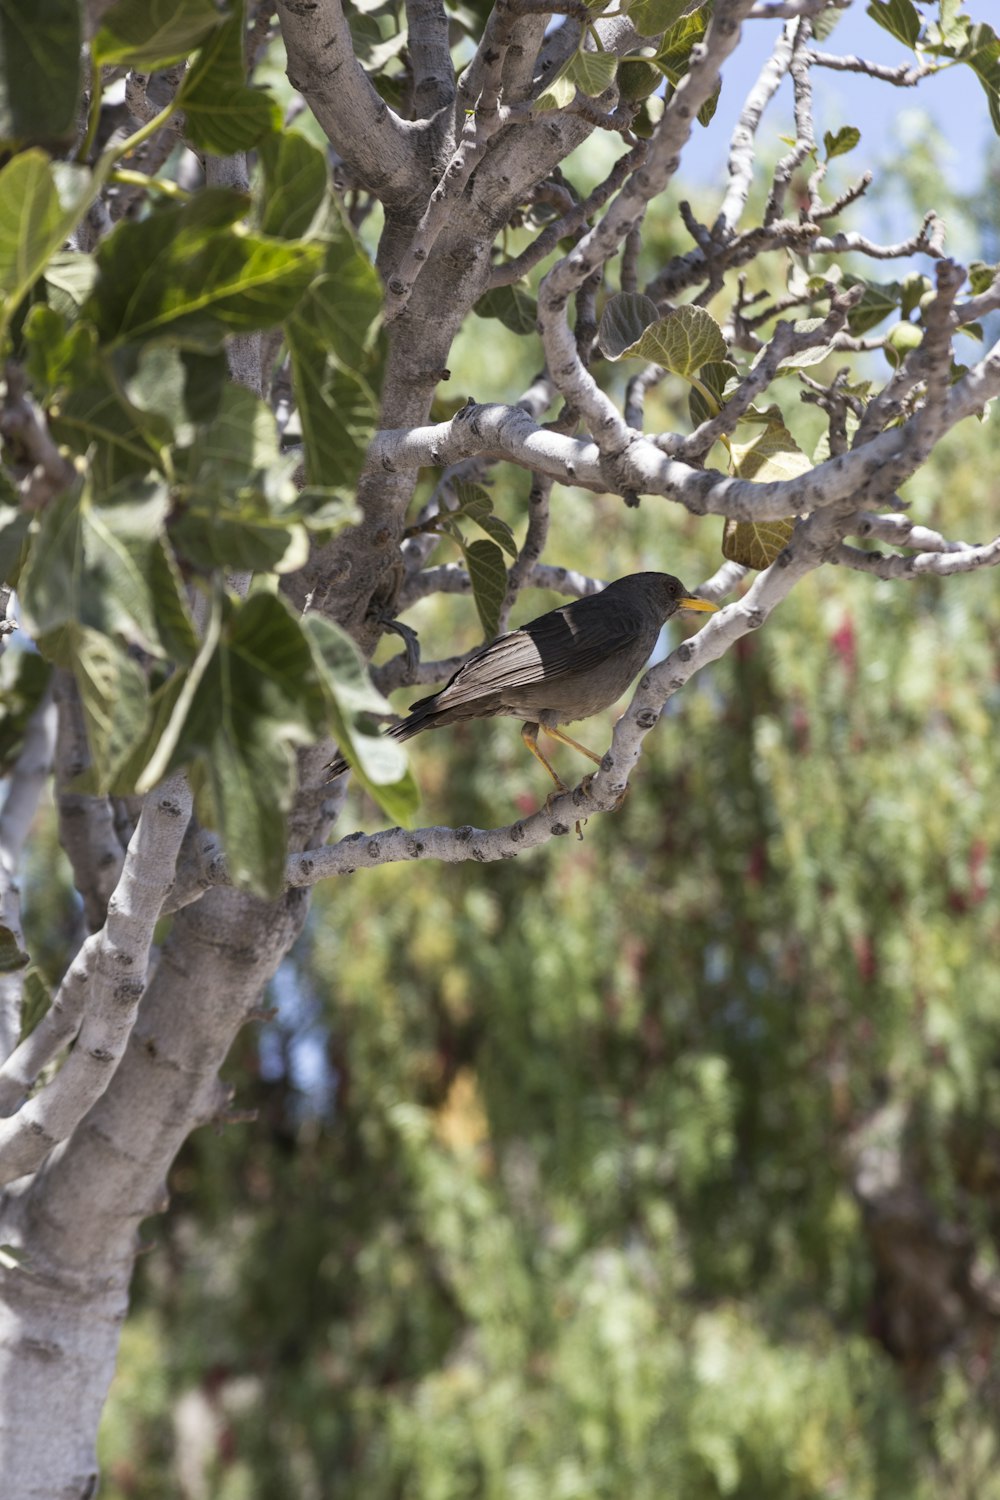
684,5,992,196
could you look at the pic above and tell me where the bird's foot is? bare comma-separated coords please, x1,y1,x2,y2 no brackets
576,773,628,814
541,783,587,839
542,783,570,816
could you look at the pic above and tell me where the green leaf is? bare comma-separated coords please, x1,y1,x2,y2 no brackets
17,481,83,637
173,384,310,574
811,5,844,41
133,601,222,793
122,342,191,447
0,921,28,972
0,647,51,775
689,359,738,426
286,216,383,489
696,81,721,129
24,311,167,486
866,0,921,48
899,271,932,319
180,348,228,424
0,0,82,146
18,966,50,1040
19,472,196,660
288,346,379,491
43,250,97,320
0,501,30,588
0,920,28,972
597,292,658,360
303,614,419,825
257,133,328,241
87,190,323,350
42,622,150,792
451,482,517,559
177,4,279,154
729,418,811,486
753,318,837,374
473,284,539,336
294,212,383,371
94,0,222,69
823,126,861,160
617,59,662,103
968,261,998,296
140,593,324,897
954,24,1000,138
630,305,728,376
656,7,709,80
535,70,576,111
0,152,92,336
567,49,617,99
845,279,902,335
463,537,507,640
628,0,690,39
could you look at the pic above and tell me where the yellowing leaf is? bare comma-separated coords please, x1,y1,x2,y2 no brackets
723,418,810,569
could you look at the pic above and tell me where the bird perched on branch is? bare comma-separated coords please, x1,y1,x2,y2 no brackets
326,572,718,791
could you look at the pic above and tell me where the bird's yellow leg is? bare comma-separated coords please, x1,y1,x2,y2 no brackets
523,723,589,837
521,722,568,792
542,725,603,766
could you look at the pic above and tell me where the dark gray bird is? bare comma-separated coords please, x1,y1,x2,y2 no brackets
326,572,718,790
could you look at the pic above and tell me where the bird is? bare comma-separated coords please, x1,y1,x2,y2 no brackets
326,572,718,791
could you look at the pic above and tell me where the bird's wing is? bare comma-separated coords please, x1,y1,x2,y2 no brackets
430,596,648,711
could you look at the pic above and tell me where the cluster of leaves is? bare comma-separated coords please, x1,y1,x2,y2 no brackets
868,0,1000,132
597,295,814,567
538,0,722,129
0,2,424,896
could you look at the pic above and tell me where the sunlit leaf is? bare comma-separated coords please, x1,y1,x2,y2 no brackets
94,0,221,69
87,191,323,349
257,132,328,240
0,153,92,334
723,417,810,569
535,70,576,111
866,0,921,48
628,0,690,39
631,305,728,376
178,3,279,153
567,49,617,99
597,292,658,360
824,126,861,160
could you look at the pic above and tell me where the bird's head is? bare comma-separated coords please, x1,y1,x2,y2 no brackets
617,572,720,621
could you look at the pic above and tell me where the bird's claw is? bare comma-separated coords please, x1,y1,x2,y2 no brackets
542,784,570,815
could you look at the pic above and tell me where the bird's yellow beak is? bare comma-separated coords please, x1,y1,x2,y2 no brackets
678,596,719,613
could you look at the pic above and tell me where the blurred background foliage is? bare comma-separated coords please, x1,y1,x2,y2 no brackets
58,118,1000,1498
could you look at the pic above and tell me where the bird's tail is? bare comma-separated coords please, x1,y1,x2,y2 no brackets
324,708,433,781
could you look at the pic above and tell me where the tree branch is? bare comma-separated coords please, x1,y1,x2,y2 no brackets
276,0,417,204
0,778,192,1183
